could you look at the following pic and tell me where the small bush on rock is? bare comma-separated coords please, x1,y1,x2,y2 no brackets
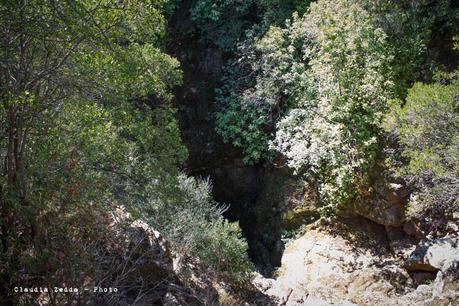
140,175,254,286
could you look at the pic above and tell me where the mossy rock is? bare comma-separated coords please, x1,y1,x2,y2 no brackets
282,204,319,231
281,182,320,231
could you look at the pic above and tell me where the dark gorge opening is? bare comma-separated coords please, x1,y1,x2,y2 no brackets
170,49,285,276
166,2,284,276
190,155,285,276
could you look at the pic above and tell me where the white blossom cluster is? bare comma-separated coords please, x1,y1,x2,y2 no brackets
270,0,395,208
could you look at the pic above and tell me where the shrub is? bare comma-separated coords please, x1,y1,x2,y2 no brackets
214,0,451,213
141,175,255,286
190,0,254,50
215,13,315,164
385,71,459,218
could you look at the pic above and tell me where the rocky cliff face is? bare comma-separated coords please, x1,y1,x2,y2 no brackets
90,209,269,306
253,218,459,306
89,206,459,306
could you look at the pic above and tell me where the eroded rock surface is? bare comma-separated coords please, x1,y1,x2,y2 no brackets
252,219,459,306
92,209,176,305
351,181,408,227
406,237,459,273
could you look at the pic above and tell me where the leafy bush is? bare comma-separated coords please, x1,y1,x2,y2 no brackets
257,0,310,27
215,89,274,164
216,0,398,211
214,0,455,213
142,175,254,286
0,0,254,302
385,71,459,218
215,14,314,164
190,0,255,50
272,0,396,211
188,0,311,50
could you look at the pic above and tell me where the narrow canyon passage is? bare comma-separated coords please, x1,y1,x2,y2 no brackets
172,76,286,274
164,1,459,304
166,2,286,276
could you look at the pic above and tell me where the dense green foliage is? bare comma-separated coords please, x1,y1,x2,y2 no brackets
190,0,254,50
385,68,459,218
0,1,252,304
271,1,395,211
143,175,254,285
168,0,310,50
215,0,459,213
216,0,397,210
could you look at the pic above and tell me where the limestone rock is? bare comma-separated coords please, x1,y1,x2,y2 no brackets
92,209,175,305
252,219,459,305
406,237,459,273
403,271,459,306
351,181,407,227
350,168,409,227
403,220,424,238
258,222,397,305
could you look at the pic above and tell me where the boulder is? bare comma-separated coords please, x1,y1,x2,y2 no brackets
281,180,319,231
123,219,173,280
348,163,410,227
351,182,407,227
254,221,403,305
403,271,459,305
386,226,417,259
406,237,459,273
92,209,176,305
252,219,459,305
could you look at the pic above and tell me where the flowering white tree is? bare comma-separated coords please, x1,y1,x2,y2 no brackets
270,0,395,211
